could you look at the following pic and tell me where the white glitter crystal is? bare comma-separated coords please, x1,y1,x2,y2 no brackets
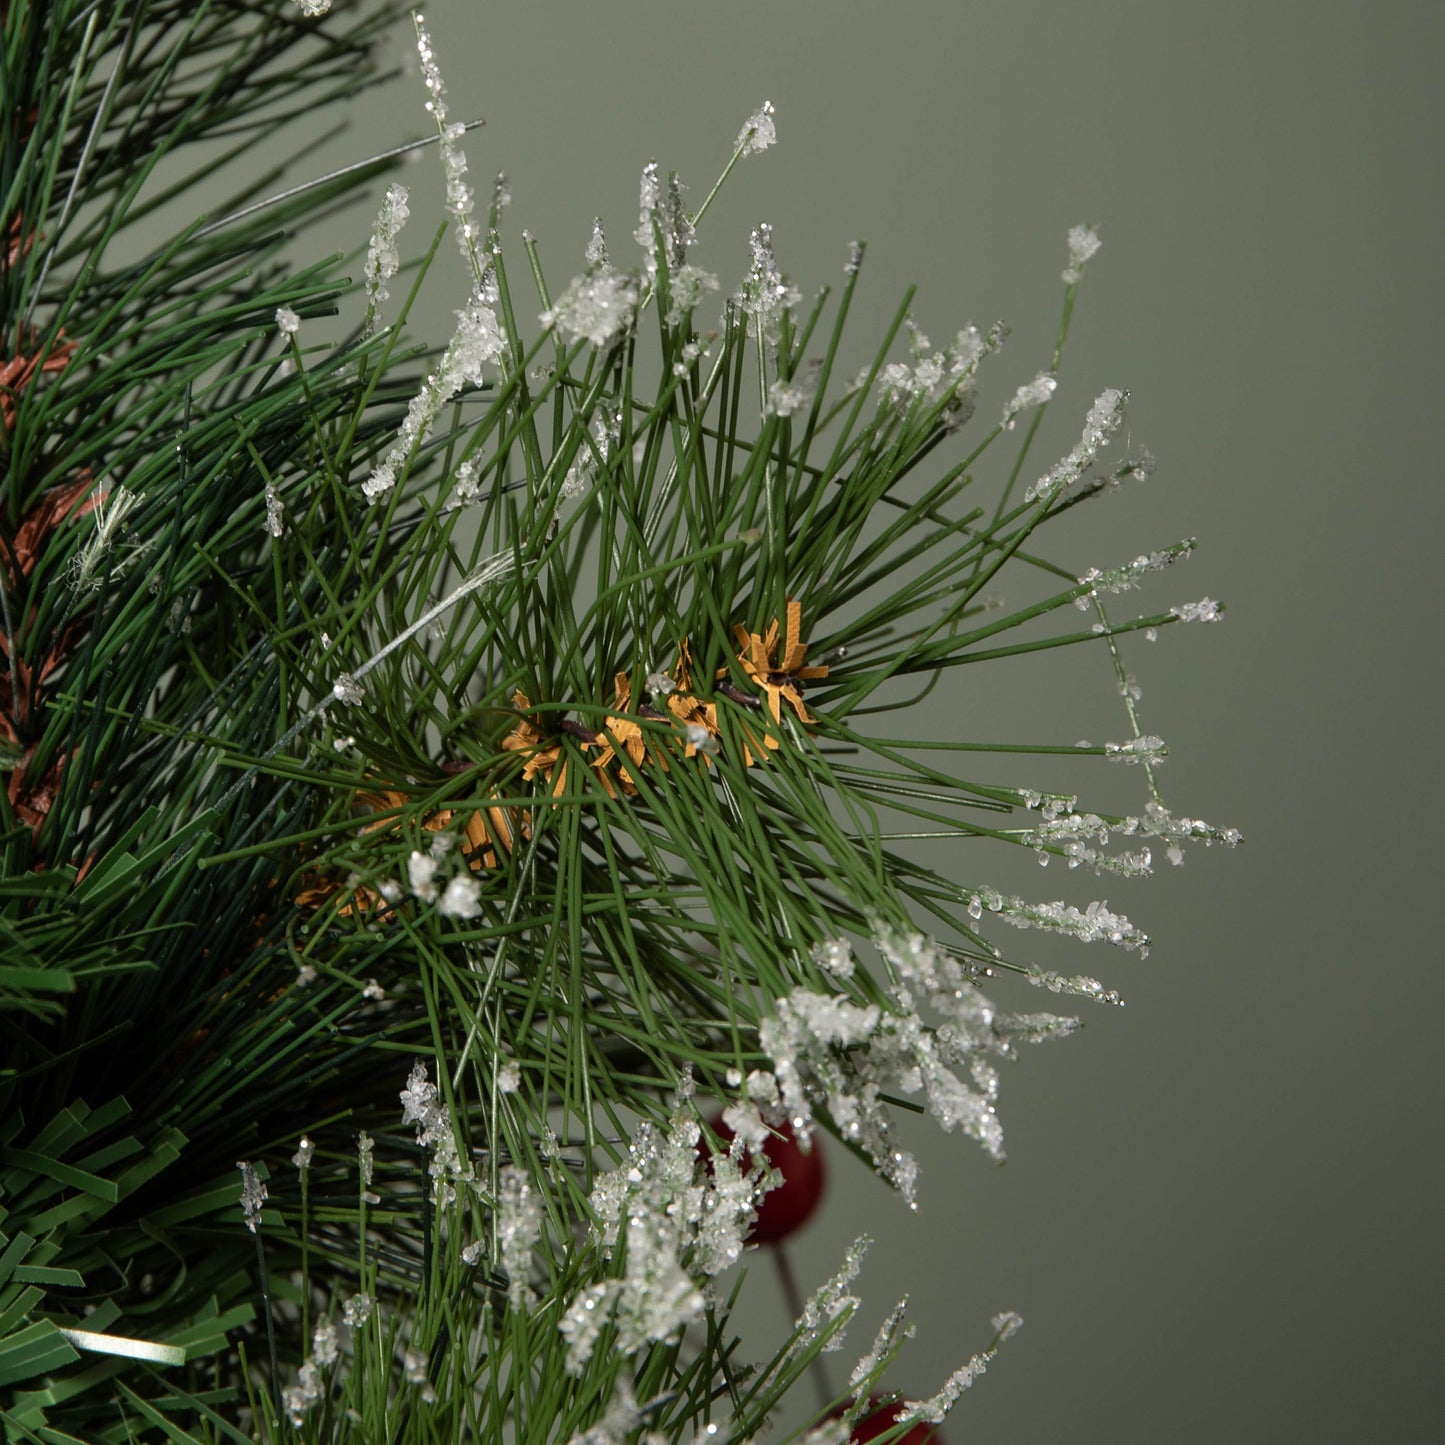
1062,223,1102,284
331,672,364,705
737,101,777,155
439,872,482,919
497,1165,542,1308
237,1161,266,1233
541,269,639,349
363,183,411,329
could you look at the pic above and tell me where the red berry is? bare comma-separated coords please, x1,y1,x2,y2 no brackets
703,1112,826,1244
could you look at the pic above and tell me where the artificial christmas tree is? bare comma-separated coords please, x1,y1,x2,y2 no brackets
0,3,1235,1440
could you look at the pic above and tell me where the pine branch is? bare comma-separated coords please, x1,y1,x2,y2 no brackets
0,4,1234,1440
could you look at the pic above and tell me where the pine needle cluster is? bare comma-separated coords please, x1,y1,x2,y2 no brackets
0,3,1235,1440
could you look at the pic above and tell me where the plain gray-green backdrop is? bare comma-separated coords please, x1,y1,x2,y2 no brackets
260,2,1442,1438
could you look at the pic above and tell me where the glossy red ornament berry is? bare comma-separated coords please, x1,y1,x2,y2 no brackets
703,1112,826,1244
833,1395,941,1445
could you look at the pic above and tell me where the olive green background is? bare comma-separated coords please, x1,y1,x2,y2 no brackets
266,2,1442,1438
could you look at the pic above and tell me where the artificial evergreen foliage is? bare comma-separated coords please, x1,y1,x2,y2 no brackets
0,3,1234,1440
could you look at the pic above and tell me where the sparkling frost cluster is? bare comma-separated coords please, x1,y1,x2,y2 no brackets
789,1235,870,1358
448,457,480,508
1013,793,1240,873
768,361,820,418
1075,539,1196,606
665,264,720,327
1012,805,1156,878
496,1164,543,1308
736,223,801,342
1001,370,1056,429
414,15,479,261
561,408,621,502
406,828,482,918
876,322,998,427
263,479,284,538
754,985,881,1141
364,183,411,327
736,100,777,155
1023,386,1128,504
1062,223,1102,284
898,1312,1024,1425
1171,596,1223,623
281,1318,339,1428
1104,734,1168,764
968,888,1149,953
634,163,695,281
873,929,1079,1136
564,1089,760,1371
849,1295,914,1392
236,1161,266,1233
541,268,639,349
744,933,1080,1207
363,283,505,502
400,1060,474,1207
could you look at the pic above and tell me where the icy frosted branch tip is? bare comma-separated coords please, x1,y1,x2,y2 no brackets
363,286,504,502
666,264,719,326
449,459,480,506
850,1296,911,1388
275,306,300,335
792,1235,870,1356
1023,387,1127,503
1001,371,1056,428
541,270,639,349
737,101,777,155
291,1136,314,1173
400,1060,472,1207
1104,735,1167,764
263,480,284,538
585,218,609,269
737,223,800,340
1063,223,1102,284
292,0,331,16
561,1281,619,1375
497,1166,542,1308
1170,596,1222,623
899,1311,1023,1424
1075,541,1195,604
769,360,820,417
364,183,411,327
332,672,364,705
413,13,478,260
970,888,1148,952
237,1162,266,1233
283,1365,322,1428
